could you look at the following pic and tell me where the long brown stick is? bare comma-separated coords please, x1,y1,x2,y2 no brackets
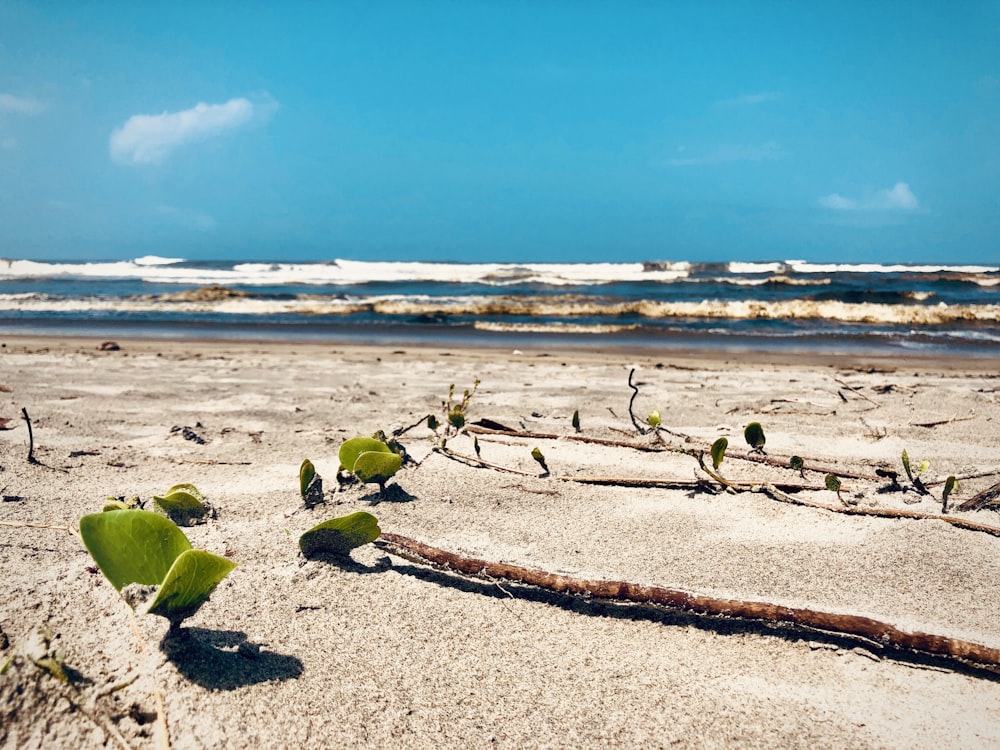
377,532,1000,672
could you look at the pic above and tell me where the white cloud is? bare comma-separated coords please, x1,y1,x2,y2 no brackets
0,93,45,116
818,182,919,212
109,95,276,165
818,193,858,210
664,142,786,166
715,92,782,107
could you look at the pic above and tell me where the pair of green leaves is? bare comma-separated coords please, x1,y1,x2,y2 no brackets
80,510,235,628
339,437,402,490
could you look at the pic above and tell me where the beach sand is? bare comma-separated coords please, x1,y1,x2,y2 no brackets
2,335,1000,749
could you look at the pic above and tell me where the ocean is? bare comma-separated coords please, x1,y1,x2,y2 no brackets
1,256,998,357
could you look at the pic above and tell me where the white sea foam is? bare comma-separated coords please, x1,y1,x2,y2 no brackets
2,292,997,326
786,260,999,275
133,255,186,266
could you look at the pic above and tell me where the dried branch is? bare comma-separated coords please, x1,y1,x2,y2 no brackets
833,377,881,407
955,481,1000,513
377,532,1000,673
467,424,667,453
910,412,977,429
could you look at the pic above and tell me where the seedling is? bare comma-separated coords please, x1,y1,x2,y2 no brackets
825,473,843,502
901,450,931,496
647,410,661,429
690,438,732,489
299,458,325,508
79,509,235,630
299,511,381,558
446,380,480,430
103,496,143,512
744,422,766,453
572,410,581,433
790,456,805,478
531,447,549,476
711,437,728,470
153,483,214,525
942,476,958,514
338,437,402,493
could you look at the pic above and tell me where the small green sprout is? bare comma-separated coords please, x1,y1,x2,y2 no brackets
299,458,325,508
80,509,235,630
299,511,381,558
710,437,728,470
153,483,214,525
474,435,481,457
572,410,581,433
103,496,142,512
790,455,805,477
942,476,957,514
531,447,549,475
339,437,403,493
901,450,930,495
647,410,661,429
825,473,843,502
744,422,766,452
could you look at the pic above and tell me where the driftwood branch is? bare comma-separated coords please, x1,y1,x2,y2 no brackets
955,481,1000,513
377,532,1000,673
468,424,881,482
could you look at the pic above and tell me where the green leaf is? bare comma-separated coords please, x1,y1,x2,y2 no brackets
80,510,192,591
427,414,439,431
147,549,236,626
571,410,580,432
448,406,466,429
790,455,804,472
744,422,766,450
825,474,842,493
339,437,392,472
710,437,728,470
352,451,402,486
299,511,381,558
531,446,549,472
153,484,208,517
901,450,913,482
299,459,316,499
943,476,957,504
103,499,130,511
647,410,661,428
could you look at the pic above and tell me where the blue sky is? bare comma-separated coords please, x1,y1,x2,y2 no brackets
1,2,997,264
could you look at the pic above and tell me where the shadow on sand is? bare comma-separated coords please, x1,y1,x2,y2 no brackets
160,628,304,691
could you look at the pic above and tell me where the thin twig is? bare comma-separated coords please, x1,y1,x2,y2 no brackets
911,411,977,429
153,686,171,750
833,377,881,407
627,368,650,435
0,520,76,535
21,407,39,464
377,532,1000,673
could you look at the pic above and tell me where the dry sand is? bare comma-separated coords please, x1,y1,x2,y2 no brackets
2,335,1000,749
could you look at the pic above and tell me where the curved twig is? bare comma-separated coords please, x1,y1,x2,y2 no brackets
627,368,650,435
377,532,1000,674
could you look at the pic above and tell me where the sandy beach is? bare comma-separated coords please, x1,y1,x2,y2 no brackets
2,334,1000,749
